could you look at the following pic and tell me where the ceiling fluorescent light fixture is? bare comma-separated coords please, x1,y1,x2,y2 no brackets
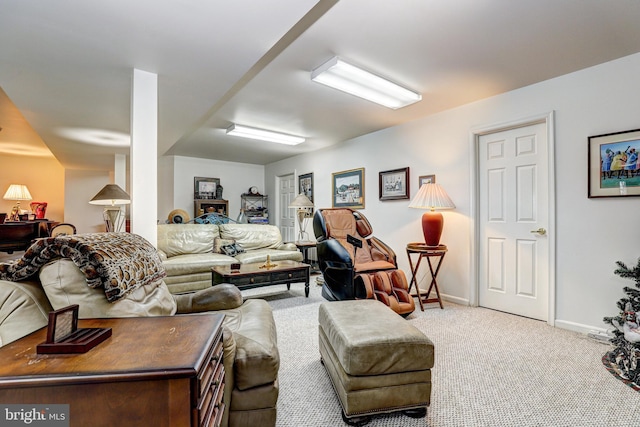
311,56,421,109
226,124,305,145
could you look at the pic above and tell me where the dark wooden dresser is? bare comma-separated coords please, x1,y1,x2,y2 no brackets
0,314,225,427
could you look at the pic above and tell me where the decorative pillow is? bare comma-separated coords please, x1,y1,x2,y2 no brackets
221,242,245,257
213,237,236,254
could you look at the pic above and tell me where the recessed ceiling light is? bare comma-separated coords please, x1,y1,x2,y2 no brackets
56,127,131,147
226,124,305,145
311,56,421,109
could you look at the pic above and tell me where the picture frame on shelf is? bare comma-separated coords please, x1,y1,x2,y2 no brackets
298,172,314,203
194,177,220,199
418,174,436,189
332,168,365,209
379,167,410,201
588,129,640,198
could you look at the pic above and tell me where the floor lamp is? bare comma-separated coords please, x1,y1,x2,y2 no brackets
288,193,314,242
3,184,32,222
408,183,455,247
89,184,131,232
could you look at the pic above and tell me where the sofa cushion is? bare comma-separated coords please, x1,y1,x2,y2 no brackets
219,224,284,251
218,299,279,391
157,224,219,257
162,253,237,276
214,237,235,254
0,280,52,347
233,248,303,264
39,259,177,319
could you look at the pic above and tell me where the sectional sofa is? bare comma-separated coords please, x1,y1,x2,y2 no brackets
157,223,303,294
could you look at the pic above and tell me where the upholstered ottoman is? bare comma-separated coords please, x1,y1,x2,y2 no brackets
318,300,434,425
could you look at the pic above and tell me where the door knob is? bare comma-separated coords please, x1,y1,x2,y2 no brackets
530,228,546,236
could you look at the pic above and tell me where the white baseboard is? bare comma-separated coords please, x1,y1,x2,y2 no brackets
440,293,469,306
555,319,608,335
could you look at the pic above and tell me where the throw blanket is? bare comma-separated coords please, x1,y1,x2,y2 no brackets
0,232,166,303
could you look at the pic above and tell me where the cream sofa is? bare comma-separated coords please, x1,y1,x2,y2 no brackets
0,257,280,427
157,223,303,294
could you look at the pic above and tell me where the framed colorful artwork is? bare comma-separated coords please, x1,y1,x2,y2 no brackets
588,129,640,198
332,168,365,209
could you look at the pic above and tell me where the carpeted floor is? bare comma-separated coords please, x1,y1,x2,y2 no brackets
243,278,640,427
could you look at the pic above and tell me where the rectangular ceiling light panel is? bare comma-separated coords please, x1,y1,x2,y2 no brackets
311,57,421,109
226,124,305,145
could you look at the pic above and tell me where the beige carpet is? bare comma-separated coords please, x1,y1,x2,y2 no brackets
244,279,640,427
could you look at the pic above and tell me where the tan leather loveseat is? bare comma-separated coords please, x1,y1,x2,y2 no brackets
0,256,280,427
157,223,303,294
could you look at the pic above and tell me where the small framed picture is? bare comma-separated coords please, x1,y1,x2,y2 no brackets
298,172,314,203
418,174,436,189
379,167,410,201
194,177,220,199
332,168,365,209
588,129,640,198
46,304,79,343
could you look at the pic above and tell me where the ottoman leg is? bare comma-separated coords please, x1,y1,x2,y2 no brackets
404,407,427,418
342,411,371,426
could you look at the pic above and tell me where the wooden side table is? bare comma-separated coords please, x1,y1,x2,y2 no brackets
295,241,319,272
0,314,226,427
406,242,448,311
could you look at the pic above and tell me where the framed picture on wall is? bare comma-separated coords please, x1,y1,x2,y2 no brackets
332,168,365,209
418,174,436,188
588,129,640,198
298,172,314,203
194,177,220,199
379,167,410,201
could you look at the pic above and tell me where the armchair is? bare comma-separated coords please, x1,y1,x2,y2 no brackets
313,208,415,316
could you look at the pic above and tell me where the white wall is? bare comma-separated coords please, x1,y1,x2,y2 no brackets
159,156,265,223
265,52,640,334
65,169,111,233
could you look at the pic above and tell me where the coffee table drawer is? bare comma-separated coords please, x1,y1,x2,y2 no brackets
232,273,271,286
271,270,307,282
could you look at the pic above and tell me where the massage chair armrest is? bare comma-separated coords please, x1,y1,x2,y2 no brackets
317,239,352,264
368,237,397,265
174,284,243,313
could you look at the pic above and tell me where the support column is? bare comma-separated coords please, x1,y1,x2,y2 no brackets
131,69,158,246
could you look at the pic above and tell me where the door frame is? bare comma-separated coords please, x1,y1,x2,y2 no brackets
468,111,556,326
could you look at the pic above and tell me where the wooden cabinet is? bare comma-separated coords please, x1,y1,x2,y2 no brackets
0,314,225,427
195,199,228,218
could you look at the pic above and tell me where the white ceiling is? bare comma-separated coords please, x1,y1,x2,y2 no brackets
2,0,640,169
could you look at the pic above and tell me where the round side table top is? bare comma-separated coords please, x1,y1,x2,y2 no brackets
406,242,447,252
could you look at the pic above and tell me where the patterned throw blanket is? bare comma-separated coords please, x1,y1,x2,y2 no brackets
0,232,166,303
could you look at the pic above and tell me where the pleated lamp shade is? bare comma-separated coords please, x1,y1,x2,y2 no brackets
408,183,455,246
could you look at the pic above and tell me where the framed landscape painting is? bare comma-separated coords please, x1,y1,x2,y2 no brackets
588,129,640,198
332,168,364,209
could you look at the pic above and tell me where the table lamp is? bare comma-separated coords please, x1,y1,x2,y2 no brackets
89,184,131,232
408,183,455,246
288,193,314,242
3,184,32,222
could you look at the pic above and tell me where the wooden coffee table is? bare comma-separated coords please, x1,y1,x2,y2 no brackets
212,260,311,297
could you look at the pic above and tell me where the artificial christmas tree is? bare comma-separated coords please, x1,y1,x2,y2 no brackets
603,258,640,390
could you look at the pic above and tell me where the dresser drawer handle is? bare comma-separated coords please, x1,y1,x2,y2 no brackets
288,273,292,278
250,278,254,283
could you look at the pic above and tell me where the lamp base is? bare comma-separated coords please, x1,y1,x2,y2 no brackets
422,211,444,247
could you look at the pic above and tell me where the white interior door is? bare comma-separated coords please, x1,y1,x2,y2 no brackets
278,174,296,242
478,122,549,321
